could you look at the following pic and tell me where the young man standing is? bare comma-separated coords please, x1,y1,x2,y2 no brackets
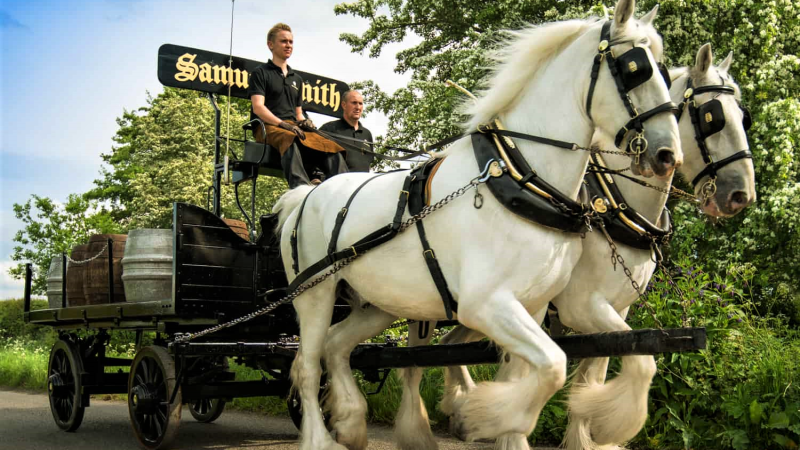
319,90,374,172
248,23,348,187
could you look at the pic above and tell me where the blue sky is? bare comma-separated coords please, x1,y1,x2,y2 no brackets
0,0,414,299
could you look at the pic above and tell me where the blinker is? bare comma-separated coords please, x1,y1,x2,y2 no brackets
741,106,752,131
698,99,726,137
615,47,654,91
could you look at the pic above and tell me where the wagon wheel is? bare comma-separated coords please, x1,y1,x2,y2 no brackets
128,346,181,450
287,374,332,431
188,357,228,423
47,339,85,432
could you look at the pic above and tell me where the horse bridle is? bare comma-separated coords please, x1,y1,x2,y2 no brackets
675,74,753,198
586,21,679,164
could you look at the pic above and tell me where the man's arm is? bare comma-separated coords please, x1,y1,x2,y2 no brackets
250,95,283,126
295,106,304,123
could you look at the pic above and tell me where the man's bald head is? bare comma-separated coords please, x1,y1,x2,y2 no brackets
342,90,364,127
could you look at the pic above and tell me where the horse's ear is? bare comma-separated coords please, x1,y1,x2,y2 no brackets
641,4,659,25
614,0,635,25
719,51,734,74
695,43,713,74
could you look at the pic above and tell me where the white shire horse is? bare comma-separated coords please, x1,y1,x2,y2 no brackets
404,43,756,450
274,1,680,449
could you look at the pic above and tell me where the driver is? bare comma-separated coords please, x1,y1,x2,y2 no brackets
248,23,348,188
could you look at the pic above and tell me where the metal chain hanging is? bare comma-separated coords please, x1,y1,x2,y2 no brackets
173,174,488,345
65,242,110,265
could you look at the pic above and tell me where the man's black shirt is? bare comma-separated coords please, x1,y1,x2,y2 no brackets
248,60,303,122
319,119,374,172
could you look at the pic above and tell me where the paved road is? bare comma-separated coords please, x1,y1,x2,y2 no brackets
0,389,557,450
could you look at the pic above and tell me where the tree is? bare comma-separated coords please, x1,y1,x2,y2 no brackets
87,87,287,230
9,194,120,295
337,0,800,321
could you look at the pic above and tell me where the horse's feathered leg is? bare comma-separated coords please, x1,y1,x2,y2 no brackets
394,321,438,450
455,290,567,442
559,294,656,449
323,304,396,450
291,278,347,450
437,325,482,439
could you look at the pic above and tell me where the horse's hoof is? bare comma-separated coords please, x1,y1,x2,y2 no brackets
449,415,469,441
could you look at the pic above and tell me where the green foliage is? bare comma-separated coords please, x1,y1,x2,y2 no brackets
629,259,800,449
87,87,287,230
0,299,57,344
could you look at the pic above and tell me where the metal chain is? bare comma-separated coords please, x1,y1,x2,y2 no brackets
65,242,110,266
174,175,486,345
588,165,699,204
596,221,666,331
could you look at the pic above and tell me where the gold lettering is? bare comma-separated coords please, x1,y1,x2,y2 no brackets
198,63,213,83
213,65,234,85
320,83,329,107
175,53,199,82
302,82,313,104
234,68,249,89
313,80,321,105
329,83,340,112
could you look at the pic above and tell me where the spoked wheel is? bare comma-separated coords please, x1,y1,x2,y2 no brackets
287,375,332,431
188,398,226,423
47,339,85,431
128,346,181,450
188,357,227,423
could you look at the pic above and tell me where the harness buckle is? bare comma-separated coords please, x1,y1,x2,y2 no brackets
424,249,436,260
341,207,348,217
349,247,358,257
400,190,410,199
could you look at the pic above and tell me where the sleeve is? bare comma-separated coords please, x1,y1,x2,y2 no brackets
247,68,266,98
318,121,334,133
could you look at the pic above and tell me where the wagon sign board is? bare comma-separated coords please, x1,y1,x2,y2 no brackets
157,44,350,118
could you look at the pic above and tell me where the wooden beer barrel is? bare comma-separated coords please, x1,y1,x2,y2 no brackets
223,218,250,241
66,244,89,307
46,257,63,309
83,234,127,305
121,229,173,303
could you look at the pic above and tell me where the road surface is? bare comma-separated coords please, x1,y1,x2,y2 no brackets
0,389,558,450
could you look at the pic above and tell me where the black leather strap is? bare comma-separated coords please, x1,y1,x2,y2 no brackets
290,185,320,275
691,149,753,187
408,160,458,320
614,102,681,147
286,174,415,293
328,173,392,255
586,21,612,121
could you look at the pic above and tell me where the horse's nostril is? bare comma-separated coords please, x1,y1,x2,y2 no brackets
730,190,750,208
656,149,675,168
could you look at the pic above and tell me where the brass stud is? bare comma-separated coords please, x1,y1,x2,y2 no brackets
593,197,608,214
705,112,713,123
488,161,503,178
628,61,638,72
684,88,694,99
599,40,609,51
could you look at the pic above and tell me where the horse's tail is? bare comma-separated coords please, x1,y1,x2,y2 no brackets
274,185,314,236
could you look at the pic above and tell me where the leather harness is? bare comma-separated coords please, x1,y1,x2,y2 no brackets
285,19,681,318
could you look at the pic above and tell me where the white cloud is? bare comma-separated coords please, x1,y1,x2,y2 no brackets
0,260,25,300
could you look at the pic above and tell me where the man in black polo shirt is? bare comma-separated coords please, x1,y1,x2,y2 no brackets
248,23,347,188
319,90,374,172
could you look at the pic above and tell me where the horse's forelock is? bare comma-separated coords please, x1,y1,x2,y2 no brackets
463,19,599,131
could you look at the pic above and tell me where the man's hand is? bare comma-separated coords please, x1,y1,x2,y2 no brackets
278,121,306,140
298,118,316,131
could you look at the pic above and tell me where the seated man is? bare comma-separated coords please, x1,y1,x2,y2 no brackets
249,22,348,188
319,90,375,172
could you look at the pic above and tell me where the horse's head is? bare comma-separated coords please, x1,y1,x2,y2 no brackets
587,0,682,180
672,44,756,217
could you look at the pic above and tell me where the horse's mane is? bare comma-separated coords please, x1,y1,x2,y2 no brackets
465,16,664,131
464,19,599,130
